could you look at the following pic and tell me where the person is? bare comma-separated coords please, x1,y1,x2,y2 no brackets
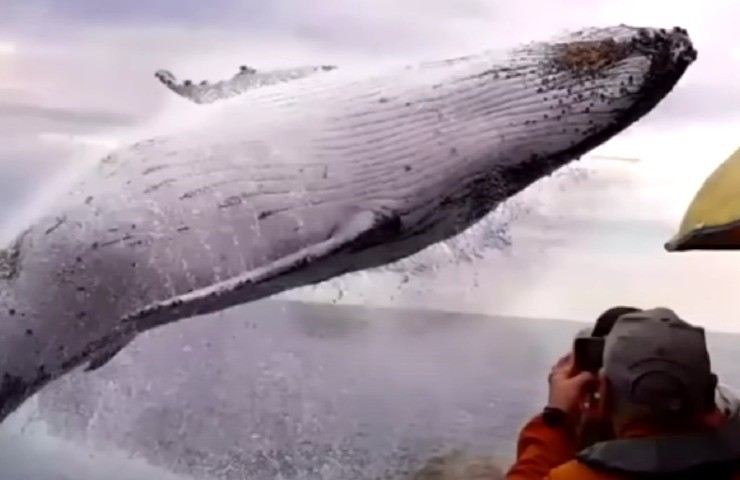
574,306,740,451
506,307,740,480
572,306,642,450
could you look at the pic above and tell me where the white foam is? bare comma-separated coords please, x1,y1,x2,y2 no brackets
0,399,194,480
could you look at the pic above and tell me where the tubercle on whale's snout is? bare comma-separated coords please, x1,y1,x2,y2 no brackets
530,27,695,91
545,26,696,78
634,26,696,64
548,26,695,146
558,26,695,150
609,26,696,118
488,26,695,206
627,26,696,79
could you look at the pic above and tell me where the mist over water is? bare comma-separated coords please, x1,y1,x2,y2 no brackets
0,401,193,480
2,300,739,479
0,301,577,479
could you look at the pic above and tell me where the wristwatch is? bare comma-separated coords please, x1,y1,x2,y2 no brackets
542,406,568,427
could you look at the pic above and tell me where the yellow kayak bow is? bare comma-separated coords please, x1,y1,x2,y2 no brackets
666,146,740,251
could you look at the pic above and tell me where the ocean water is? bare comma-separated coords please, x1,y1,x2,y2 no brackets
0,422,189,480
1,300,738,479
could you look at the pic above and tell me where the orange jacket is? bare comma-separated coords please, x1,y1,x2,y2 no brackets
505,414,578,480
506,411,740,480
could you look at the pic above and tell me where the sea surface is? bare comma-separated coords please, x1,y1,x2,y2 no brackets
1,300,739,480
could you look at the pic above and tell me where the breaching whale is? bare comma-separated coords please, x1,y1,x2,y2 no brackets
0,25,695,422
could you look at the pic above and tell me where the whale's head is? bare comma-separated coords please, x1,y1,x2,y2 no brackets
405,25,696,234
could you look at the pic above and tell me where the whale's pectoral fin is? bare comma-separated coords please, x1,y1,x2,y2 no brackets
123,208,402,334
154,64,337,104
85,335,135,372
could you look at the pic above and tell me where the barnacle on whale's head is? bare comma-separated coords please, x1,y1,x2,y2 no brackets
554,38,628,74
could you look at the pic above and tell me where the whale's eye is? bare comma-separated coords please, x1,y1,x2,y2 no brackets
555,39,626,75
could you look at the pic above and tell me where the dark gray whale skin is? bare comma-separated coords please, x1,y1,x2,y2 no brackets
0,25,695,421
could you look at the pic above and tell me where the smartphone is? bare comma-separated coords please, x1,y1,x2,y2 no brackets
573,336,605,374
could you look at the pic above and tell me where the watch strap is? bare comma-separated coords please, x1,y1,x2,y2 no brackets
542,406,568,427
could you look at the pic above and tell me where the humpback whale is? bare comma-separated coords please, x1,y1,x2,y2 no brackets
0,25,695,422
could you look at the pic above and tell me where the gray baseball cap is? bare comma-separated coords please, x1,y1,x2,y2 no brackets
603,307,713,415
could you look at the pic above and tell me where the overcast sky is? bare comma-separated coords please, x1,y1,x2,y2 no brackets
3,0,740,330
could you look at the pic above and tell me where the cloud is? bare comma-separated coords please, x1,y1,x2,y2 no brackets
0,0,271,29
6,0,739,129
0,101,133,130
